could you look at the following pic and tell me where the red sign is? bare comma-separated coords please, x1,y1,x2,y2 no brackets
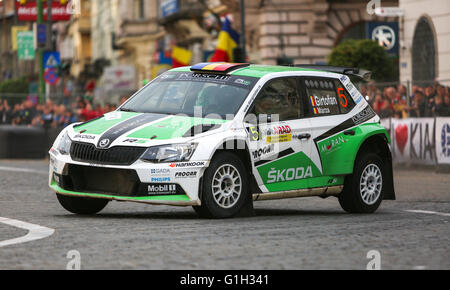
44,68,60,85
16,0,72,22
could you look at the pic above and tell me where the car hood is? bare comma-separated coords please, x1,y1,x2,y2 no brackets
68,111,230,148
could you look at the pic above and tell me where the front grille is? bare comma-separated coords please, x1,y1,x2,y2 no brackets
56,164,187,197
70,142,146,165
63,164,140,196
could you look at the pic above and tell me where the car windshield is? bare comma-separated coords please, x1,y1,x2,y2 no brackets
120,72,258,119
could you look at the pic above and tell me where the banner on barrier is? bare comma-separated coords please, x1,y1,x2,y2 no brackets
435,117,450,165
390,118,411,162
390,118,436,165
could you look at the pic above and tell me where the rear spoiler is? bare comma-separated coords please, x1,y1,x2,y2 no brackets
292,64,372,81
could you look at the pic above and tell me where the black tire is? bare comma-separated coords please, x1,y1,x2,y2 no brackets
56,194,109,215
193,152,250,219
339,152,385,213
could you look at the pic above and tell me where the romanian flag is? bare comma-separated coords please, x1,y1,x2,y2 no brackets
210,17,240,62
172,46,192,68
310,96,319,115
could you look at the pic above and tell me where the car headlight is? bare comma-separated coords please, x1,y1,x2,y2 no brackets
141,143,197,163
57,132,72,155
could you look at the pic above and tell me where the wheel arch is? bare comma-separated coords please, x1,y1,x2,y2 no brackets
352,132,396,200
208,138,261,195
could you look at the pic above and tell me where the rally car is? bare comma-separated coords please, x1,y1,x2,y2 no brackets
49,62,395,218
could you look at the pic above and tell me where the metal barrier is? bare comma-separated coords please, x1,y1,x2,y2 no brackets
381,117,450,166
0,125,61,159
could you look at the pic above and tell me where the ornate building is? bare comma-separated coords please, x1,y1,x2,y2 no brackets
399,0,450,86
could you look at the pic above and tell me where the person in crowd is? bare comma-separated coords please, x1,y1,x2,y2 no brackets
433,94,449,116
11,103,23,125
104,103,112,113
378,98,394,119
1,94,130,128
41,106,54,129
21,99,37,125
372,93,384,114
397,84,408,103
120,96,129,105
408,90,426,117
64,110,78,128
94,104,105,118
423,85,436,117
53,105,68,128
367,81,379,104
0,100,12,124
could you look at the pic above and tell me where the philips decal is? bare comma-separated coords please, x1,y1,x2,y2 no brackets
151,177,171,182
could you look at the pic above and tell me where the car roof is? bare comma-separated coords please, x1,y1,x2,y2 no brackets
169,64,324,78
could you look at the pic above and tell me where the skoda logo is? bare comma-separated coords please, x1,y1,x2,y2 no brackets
99,139,110,148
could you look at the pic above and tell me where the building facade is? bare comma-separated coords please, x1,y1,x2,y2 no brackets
237,0,398,65
0,0,34,82
399,0,450,86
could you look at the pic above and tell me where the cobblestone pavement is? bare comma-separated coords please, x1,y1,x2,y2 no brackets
0,160,448,270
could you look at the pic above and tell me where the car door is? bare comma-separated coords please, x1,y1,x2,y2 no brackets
244,77,316,193
300,76,358,188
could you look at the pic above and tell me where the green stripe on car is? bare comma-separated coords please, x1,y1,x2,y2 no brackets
50,182,191,202
128,115,229,140
74,112,141,135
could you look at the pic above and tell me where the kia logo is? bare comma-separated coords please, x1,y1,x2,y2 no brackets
99,139,110,148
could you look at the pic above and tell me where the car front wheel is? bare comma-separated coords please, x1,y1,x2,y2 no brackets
339,152,385,213
56,194,109,215
193,152,250,219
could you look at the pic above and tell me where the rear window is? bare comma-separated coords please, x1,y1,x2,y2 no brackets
304,78,355,117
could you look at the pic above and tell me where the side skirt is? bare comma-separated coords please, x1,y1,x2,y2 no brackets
252,185,343,201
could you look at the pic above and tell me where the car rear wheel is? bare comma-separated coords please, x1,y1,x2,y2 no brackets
193,152,250,219
56,194,109,215
339,152,385,213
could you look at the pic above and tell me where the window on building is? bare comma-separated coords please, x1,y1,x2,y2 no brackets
134,0,145,20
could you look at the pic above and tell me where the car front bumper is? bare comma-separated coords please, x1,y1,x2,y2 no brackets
48,149,207,206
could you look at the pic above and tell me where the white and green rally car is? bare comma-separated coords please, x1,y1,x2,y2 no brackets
49,63,395,218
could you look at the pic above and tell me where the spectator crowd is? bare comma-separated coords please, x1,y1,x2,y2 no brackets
362,81,450,118
0,82,449,130
0,96,127,129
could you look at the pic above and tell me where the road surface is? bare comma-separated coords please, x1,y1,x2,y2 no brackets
0,160,448,269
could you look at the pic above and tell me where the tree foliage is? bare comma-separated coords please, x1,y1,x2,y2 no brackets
328,39,397,82
0,77,29,94
0,77,30,105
